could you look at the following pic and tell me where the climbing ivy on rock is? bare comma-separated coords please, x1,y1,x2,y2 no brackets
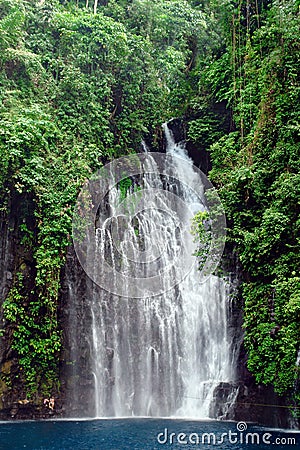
1,0,299,414
0,0,209,402
188,0,300,407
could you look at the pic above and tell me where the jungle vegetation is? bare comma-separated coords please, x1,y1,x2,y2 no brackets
0,0,299,411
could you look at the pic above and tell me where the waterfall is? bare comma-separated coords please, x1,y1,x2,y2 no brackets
76,122,237,418
296,350,300,367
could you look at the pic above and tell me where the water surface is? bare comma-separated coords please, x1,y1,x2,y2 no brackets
0,419,298,449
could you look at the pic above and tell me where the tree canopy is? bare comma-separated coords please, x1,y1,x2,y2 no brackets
0,0,299,416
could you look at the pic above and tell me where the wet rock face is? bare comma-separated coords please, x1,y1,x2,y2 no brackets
0,194,24,417
212,379,294,429
0,192,60,420
219,246,298,429
0,206,15,335
0,157,298,428
186,140,212,175
229,318,297,428
211,382,239,420
233,342,299,428
59,246,96,418
167,119,185,144
165,118,212,175
233,382,291,429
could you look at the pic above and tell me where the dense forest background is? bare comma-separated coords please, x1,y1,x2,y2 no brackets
0,0,299,417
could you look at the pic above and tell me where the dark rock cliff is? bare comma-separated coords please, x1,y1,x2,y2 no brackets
0,193,52,419
0,131,298,428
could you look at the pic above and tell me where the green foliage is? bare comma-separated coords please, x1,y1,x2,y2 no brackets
0,0,212,399
3,272,61,396
191,211,211,268
0,0,299,410
118,177,133,201
0,0,25,54
188,0,300,404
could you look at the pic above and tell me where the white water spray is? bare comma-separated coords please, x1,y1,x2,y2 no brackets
88,123,236,418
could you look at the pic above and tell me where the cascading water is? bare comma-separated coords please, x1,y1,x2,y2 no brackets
85,123,237,418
